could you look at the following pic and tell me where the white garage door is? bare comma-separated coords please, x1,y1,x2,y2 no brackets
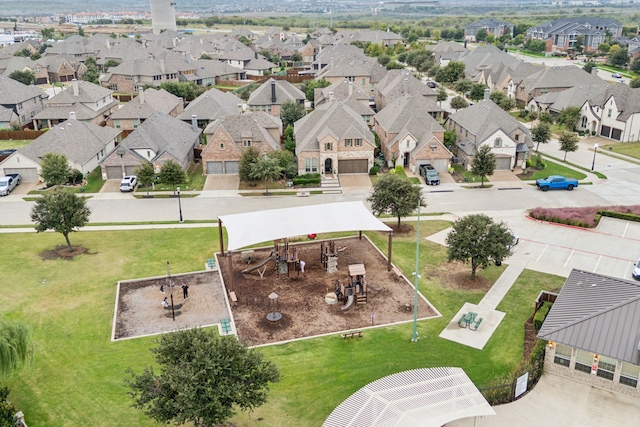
106,166,123,179
225,161,239,174
4,167,38,182
207,161,223,174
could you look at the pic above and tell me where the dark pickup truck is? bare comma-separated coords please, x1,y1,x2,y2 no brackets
0,173,20,196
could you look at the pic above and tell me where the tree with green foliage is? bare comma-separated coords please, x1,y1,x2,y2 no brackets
446,214,513,279
558,131,579,162
8,70,35,86
435,61,465,84
233,83,258,101
291,52,302,65
367,174,423,228
0,386,18,426
283,124,295,153
31,189,91,251
280,100,305,128
468,83,486,102
238,36,252,46
538,111,554,124
573,35,584,54
104,59,120,69
471,145,496,187
158,160,186,194
82,56,99,84
454,79,473,94
299,78,330,102
557,106,582,131
365,43,385,57
583,61,596,74
598,43,610,53
630,78,640,89
159,82,205,102
524,39,546,52
250,156,282,195
135,161,156,196
489,90,515,111
0,319,34,378
238,146,260,182
609,47,629,67
126,328,279,427
531,121,552,152
443,129,457,150
268,149,297,179
12,48,31,57
437,87,448,105
377,54,391,66
450,96,468,110
475,28,488,42
40,152,71,187
630,57,640,73
41,27,55,40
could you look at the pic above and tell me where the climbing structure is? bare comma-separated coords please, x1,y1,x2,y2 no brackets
274,239,300,276
321,240,339,273
348,263,367,306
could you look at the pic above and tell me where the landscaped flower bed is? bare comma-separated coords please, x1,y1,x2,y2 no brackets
529,205,640,228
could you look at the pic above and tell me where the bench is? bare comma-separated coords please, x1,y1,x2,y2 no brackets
205,258,218,271
220,318,232,334
470,317,483,331
457,315,468,328
341,331,363,339
229,291,237,303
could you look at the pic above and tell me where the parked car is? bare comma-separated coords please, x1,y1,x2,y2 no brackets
633,259,640,280
535,175,578,191
0,173,20,196
419,164,440,185
119,175,137,192
612,72,623,78
425,81,436,88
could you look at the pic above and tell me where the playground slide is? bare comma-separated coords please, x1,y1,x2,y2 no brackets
242,252,276,274
341,294,354,311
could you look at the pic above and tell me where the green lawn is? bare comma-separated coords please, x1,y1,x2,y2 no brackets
452,164,487,183
0,139,30,150
521,158,587,181
2,224,565,427
136,162,207,192
599,141,640,161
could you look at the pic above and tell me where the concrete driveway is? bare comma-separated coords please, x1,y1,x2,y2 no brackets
204,174,239,191
9,181,39,195
339,174,371,191
490,170,521,182
100,179,121,193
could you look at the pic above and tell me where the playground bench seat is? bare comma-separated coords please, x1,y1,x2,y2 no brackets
457,315,468,328
470,317,483,331
229,291,237,303
341,331,363,339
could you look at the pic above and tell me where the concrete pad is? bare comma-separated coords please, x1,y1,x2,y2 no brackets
439,303,506,350
438,172,455,184
204,174,239,191
9,181,38,195
447,373,640,427
490,170,521,182
100,179,121,193
338,173,371,188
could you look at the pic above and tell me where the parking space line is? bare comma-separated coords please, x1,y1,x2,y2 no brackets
593,255,602,273
623,223,629,238
536,245,548,262
564,250,574,267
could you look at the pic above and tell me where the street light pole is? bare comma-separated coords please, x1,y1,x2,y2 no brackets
411,201,421,343
591,143,598,171
177,186,183,223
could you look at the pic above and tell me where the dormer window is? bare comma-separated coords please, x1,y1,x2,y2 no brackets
243,139,251,147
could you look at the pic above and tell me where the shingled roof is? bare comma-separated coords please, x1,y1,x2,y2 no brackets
247,78,305,106
109,88,182,120
538,269,640,364
177,88,243,122
0,75,48,104
203,112,281,149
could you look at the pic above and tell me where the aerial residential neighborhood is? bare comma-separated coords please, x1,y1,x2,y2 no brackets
1,2,640,426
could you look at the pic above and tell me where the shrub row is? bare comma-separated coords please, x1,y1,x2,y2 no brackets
534,301,553,330
292,173,321,186
528,205,640,228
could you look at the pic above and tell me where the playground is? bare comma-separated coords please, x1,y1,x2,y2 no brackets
221,236,437,347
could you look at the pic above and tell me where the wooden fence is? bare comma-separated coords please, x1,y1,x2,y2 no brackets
534,290,558,315
0,130,46,140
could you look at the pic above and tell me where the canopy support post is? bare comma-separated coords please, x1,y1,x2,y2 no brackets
218,218,224,255
387,231,393,271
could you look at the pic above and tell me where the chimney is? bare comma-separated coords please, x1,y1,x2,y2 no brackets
591,67,598,76
191,114,198,132
330,57,334,69
105,38,110,50
348,81,353,95
255,51,258,59
270,78,276,104
138,87,145,104
69,111,76,120
484,88,490,101
237,103,243,114
159,59,165,74
329,91,334,102
403,78,408,94
72,78,79,96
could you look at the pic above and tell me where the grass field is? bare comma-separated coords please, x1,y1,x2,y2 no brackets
599,141,640,161
0,139,30,150
2,224,564,426
522,158,587,181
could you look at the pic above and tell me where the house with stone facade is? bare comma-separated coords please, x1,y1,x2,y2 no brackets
106,87,184,139
538,269,640,399
99,112,200,180
374,70,441,118
445,98,533,170
317,54,388,96
578,83,640,143
373,94,451,174
0,76,48,128
101,58,180,93
247,78,305,117
201,112,282,175
314,79,375,126
294,100,375,175
33,79,118,130
0,117,120,181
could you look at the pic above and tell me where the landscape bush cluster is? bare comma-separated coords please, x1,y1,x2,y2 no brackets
529,205,640,228
533,302,553,330
292,173,320,185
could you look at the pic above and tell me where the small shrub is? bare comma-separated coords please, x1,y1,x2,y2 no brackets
68,169,84,185
369,166,379,175
395,165,404,174
518,109,529,118
534,301,553,330
528,111,538,121
534,155,545,170
292,173,321,186
525,159,532,168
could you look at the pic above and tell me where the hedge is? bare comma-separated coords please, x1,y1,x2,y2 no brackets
534,301,553,330
292,173,321,186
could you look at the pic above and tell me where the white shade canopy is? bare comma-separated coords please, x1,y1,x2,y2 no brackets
323,367,495,427
218,201,392,251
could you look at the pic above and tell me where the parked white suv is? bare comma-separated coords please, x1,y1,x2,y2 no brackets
119,175,137,192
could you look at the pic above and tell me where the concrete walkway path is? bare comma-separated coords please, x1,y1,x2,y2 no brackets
479,264,525,311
